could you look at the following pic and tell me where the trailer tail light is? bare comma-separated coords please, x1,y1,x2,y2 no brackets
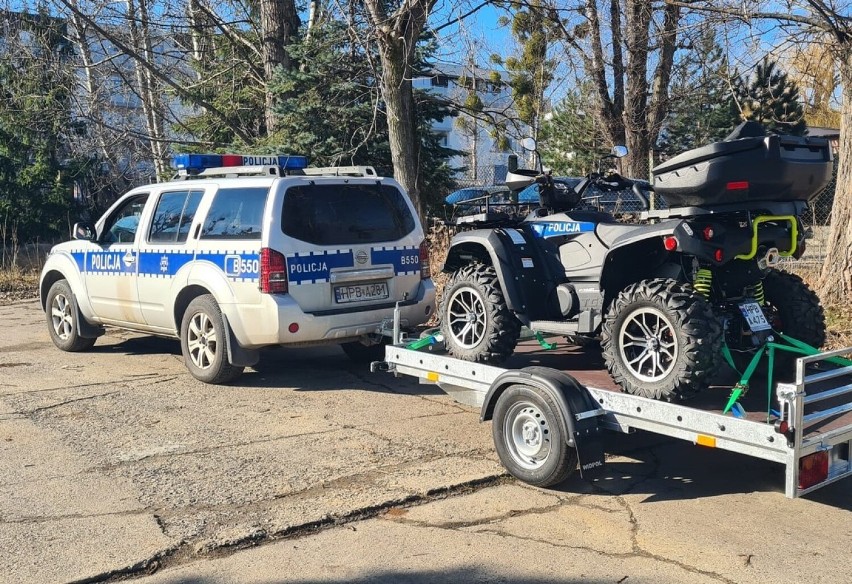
727,181,749,191
663,236,678,251
419,240,431,279
260,248,288,294
799,451,829,490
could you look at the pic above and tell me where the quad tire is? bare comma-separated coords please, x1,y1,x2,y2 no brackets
762,269,826,350
439,264,521,364
602,278,722,400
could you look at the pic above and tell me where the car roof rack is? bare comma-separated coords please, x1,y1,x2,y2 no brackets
302,165,377,177
172,165,379,180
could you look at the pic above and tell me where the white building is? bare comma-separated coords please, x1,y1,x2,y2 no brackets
413,62,530,185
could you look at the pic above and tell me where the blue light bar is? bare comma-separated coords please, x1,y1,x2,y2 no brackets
171,153,309,172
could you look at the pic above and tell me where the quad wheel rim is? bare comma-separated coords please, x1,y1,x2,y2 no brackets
504,402,551,470
618,306,678,383
446,287,487,349
187,311,218,370
50,293,74,340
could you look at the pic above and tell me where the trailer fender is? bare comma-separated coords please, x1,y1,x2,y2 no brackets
481,366,606,476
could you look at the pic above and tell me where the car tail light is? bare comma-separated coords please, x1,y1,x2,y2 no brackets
419,240,430,279
799,451,829,490
663,236,678,251
260,248,288,294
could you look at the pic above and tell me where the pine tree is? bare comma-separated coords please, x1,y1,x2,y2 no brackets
539,84,608,176
735,58,807,136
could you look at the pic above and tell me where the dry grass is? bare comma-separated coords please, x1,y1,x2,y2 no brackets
0,267,40,302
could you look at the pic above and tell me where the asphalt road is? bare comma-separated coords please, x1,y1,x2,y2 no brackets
1,298,851,584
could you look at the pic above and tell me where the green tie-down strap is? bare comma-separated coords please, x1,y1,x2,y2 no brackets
534,332,557,350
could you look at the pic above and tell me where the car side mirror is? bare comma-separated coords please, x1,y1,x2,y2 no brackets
612,145,628,158
73,222,96,241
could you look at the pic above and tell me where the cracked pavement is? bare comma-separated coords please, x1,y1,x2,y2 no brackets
1,299,851,583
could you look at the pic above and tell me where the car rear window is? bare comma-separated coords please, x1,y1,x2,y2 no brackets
281,184,416,245
201,186,269,240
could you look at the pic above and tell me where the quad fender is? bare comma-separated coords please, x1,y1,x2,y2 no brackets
443,229,529,315
481,366,603,449
599,222,683,305
443,228,564,321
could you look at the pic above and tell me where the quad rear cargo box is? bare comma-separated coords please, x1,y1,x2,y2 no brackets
652,134,833,208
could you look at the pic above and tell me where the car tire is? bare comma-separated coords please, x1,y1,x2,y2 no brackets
180,295,244,384
602,278,722,400
492,384,578,487
439,263,521,364
45,279,97,352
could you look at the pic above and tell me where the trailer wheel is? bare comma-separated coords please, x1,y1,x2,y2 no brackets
440,264,520,364
602,278,722,400
492,384,577,487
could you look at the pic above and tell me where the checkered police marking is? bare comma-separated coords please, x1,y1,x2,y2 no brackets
194,251,261,282
287,250,354,284
371,245,420,276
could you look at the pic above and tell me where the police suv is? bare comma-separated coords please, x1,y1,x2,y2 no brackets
39,154,435,383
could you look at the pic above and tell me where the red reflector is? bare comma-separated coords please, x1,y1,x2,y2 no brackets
727,181,749,191
799,451,829,490
260,248,288,294
663,236,678,251
288,322,299,334
221,154,243,166
703,226,714,240
419,239,431,279
714,249,723,262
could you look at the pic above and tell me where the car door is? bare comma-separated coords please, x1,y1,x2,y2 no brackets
85,193,149,324
136,188,206,330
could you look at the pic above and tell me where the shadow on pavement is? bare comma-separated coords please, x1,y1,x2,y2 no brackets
155,572,609,584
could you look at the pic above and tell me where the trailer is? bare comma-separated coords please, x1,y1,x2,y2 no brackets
372,336,852,498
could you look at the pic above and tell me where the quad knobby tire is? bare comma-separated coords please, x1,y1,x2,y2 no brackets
439,264,521,364
180,295,244,384
492,384,578,487
602,279,722,400
762,269,826,349
45,279,97,352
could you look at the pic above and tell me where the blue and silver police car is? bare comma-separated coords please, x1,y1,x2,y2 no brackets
39,154,435,383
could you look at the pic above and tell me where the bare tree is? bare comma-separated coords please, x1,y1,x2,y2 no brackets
362,0,438,215
670,0,851,305
551,0,682,178
259,0,300,132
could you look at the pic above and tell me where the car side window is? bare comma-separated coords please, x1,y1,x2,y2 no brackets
201,186,268,240
148,190,204,243
101,194,149,245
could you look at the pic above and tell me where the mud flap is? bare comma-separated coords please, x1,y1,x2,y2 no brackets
573,415,606,479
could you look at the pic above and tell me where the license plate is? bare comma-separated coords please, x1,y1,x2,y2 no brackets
334,282,389,304
738,301,772,332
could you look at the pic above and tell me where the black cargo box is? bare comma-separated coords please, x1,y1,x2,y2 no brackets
652,134,833,208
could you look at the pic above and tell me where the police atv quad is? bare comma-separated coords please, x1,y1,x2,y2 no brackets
439,122,833,401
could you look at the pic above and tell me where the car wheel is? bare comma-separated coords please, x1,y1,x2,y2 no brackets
180,295,244,384
45,279,96,352
492,384,578,487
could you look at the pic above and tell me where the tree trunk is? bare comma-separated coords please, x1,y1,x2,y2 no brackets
259,0,300,134
817,47,852,304
379,42,422,215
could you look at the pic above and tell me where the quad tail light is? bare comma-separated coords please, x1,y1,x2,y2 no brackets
260,248,288,294
663,236,678,251
726,181,749,191
799,451,829,490
702,226,714,240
